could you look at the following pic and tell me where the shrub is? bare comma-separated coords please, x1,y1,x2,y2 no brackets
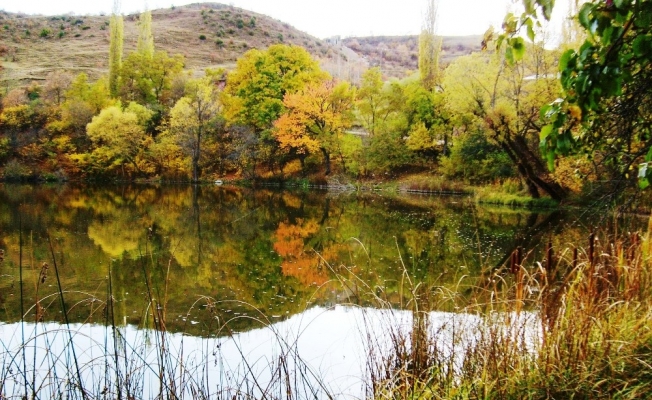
41,169,68,182
236,19,244,29
0,138,10,162
199,34,206,40
74,33,81,37
249,17,256,28
227,28,235,35
39,28,51,38
3,159,32,181
277,33,284,42
24,29,30,36
215,39,224,47
440,128,515,184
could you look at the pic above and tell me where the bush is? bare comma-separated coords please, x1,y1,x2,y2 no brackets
199,34,206,40
277,33,284,42
215,39,224,47
0,138,10,162
236,18,244,29
58,30,65,39
440,128,515,184
3,159,33,181
39,28,51,38
41,169,68,182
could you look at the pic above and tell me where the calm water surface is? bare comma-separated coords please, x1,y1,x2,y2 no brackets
0,183,628,332
0,183,636,397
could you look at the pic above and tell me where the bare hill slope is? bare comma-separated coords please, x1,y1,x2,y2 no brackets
0,3,348,85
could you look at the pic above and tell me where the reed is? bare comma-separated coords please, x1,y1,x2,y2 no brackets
355,223,652,399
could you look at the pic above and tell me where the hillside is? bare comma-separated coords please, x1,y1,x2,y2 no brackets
0,3,482,88
342,35,483,79
0,3,361,86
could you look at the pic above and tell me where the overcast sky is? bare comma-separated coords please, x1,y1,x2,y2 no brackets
1,0,545,38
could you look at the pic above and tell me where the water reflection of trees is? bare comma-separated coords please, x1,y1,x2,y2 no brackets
0,184,596,335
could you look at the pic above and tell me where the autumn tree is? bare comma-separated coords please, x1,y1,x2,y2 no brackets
0,104,33,150
2,88,28,108
223,44,328,132
273,81,355,175
419,0,442,91
120,51,184,106
167,77,223,182
109,0,124,98
84,103,152,176
55,74,113,140
43,71,73,106
443,50,566,200
119,9,184,107
136,9,154,59
356,67,387,136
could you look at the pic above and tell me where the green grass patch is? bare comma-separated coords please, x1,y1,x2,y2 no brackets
400,175,470,194
475,190,559,208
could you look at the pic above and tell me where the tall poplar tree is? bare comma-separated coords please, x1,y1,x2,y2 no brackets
419,0,441,92
137,9,154,59
108,0,124,98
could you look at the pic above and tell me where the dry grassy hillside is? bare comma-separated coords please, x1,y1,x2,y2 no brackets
342,35,483,78
0,3,353,87
0,3,483,88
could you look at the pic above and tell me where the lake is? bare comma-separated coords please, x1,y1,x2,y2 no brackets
0,183,636,398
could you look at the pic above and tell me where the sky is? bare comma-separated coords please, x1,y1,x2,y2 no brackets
0,0,534,39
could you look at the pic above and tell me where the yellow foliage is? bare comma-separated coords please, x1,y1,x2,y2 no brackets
273,81,354,159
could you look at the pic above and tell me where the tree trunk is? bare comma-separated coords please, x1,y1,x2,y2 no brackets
321,147,331,175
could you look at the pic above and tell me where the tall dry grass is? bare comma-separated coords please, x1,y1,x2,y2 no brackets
352,221,652,399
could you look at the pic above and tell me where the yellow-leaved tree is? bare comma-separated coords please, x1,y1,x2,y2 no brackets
84,103,152,176
167,76,223,182
273,81,355,175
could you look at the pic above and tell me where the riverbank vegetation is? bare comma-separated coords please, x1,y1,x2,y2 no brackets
364,222,652,399
1,0,650,208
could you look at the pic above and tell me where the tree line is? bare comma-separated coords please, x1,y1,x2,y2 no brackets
0,0,649,204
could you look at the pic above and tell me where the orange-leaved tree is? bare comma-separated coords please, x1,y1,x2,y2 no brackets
273,81,355,175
